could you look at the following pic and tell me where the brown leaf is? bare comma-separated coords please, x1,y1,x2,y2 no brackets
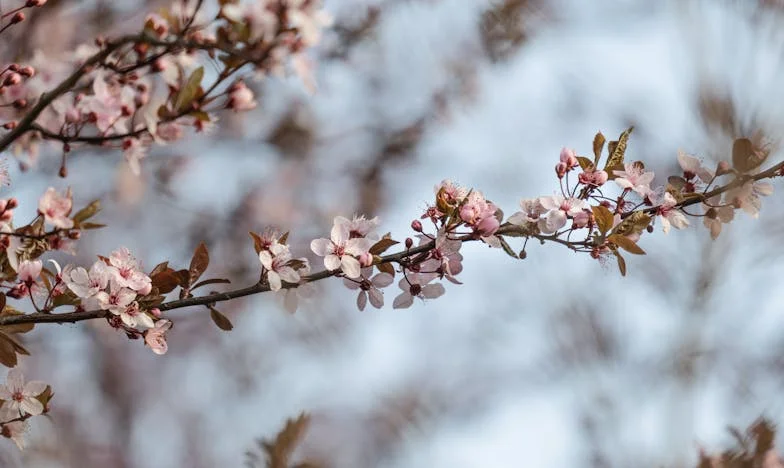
209,307,233,331
264,413,311,468
249,232,264,254
149,261,170,277
174,66,204,112
72,199,101,224
151,268,182,294
0,335,17,368
593,131,606,164
604,126,633,174
189,242,209,284
732,137,768,173
614,250,627,277
498,236,518,259
278,231,289,245
376,262,395,277
607,234,646,255
369,238,399,256
592,205,614,235
576,156,594,171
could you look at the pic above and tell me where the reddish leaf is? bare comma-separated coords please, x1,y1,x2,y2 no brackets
209,307,233,331
369,238,399,255
189,242,209,284
376,262,395,277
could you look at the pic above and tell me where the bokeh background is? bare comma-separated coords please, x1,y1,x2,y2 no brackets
3,0,784,466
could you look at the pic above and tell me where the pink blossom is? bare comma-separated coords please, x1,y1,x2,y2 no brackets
507,198,547,227
677,150,714,183
1,420,28,450
95,283,136,315
334,215,380,241
343,268,393,311
227,81,257,112
727,180,773,218
578,168,609,186
287,0,333,47
80,72,135,133
613,162,654,196
418,231,463,284
702,196,734,240
0,369,47,416
17,260,41,283
259,243,301,291
122,138,148,175
116,301,154,329
222,3,279,43
538,196,589,234
310,222,372,279
145,319,172,355
63,261,110,299
38,187,73,229
655,192,689,233
392,274,445,309
108,247,152,293
459,191,500,236
435,179,468,207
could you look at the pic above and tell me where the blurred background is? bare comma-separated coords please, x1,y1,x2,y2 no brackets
3,0,784,466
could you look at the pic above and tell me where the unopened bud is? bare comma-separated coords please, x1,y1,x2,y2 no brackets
3,73,21,86
63,143,70,153
6,198,17,209
68,230,81,240
2,121,16,130
716,160,732,176
519,249,527,259
405,237,413,249
150,308,162,318
58,165,67,178
359,252,373,268
11,12,25,24
18,66,34,78
26,0,47,6
411,220,423,232
555,162,567,179
12,98,27,109
646,224,654,233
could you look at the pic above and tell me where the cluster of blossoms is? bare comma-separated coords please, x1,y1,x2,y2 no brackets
0,0,330,175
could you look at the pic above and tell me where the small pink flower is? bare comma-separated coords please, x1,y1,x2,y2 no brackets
63,261,110,299
655,192,689,233
613,162,654,196
117,301,154,329
145,319,172,355
1,420,28,450
677,150,714,183
0,369,47,416
578,169,609,186
108,247,151,293
459,191,500,236
95,283,136,315
392,274,445,309
727,180,773,218
259,243,301,291
334,215,380,241
343,268,393,311
538,196,589,234
17,260,41,283
310,222,372,279
507,199,546,227
38,187,73,229
227,81,256,112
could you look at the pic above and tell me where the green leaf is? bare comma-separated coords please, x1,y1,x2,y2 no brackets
369,238,399,256
593,131,606,164
174,66,204,113
72,199,101,224
209,307,233,331
189,242,209,284
604,126,633,176
607,234,646,255
591,205,614,235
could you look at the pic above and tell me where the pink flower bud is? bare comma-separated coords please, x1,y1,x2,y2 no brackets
150,308,162,318
572,210,591,229
405,238,413,249
476,215,500,236
411,220,423,232
3,73,21,87
559,147,579,169
6,198,17,209
26,0,47,6
359,252,373,268
11,12,24,24
18,66,34,78
555,162,567,179
716,160,731,176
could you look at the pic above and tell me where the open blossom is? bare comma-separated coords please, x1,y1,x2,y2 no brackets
677,150,714,184
335,215,380,241
578,168,609,186
145,319,172,355
0,369,46,417
108,247,152,294
259,243,301,291
392,273,445,309
1,420,28,450
343,268,393,311
79,72,135,133
613,162,654,196
538,196,589,234
310,222,372,279
95,283,136,316
727,180,773,218
507,198,547,228
63,261,111,299
418,231,463,284
38,187,73,229
8,260,42,298
702,195,735,240
435,179,468,208
122,138,148,175
656,192,689,233
117,301,154,329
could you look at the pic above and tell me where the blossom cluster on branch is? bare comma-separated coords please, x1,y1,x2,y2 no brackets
0,0,781,456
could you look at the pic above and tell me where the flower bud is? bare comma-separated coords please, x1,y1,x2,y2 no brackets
2,121,16,130
59,165,67,178
559,147,579,169
150,308,162,318
12,99,27,109
2,73,21,87
6,198,18,209
716,160,732,176
11,12,25,24
555,162,567,179
26,0,47,6
405,237,413,249
411,220,423,232
19,66,34,78
359,252,373,268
